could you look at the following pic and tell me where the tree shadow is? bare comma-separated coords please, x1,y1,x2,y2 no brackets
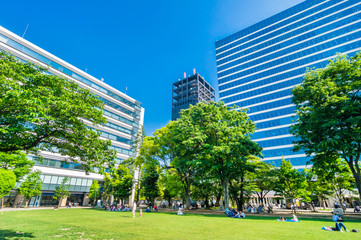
0,229,35,240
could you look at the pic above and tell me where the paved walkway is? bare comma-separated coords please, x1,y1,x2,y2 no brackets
0,206,91,212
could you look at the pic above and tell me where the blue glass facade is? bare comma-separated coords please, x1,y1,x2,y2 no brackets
216,0,361,167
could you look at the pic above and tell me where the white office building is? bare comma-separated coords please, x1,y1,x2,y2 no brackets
0,26,144,206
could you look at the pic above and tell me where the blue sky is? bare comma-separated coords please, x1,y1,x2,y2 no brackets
1,0,303,135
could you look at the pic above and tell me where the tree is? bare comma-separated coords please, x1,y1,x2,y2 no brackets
158,169,184,207
0,52,115,174
304,168,333,210
111,165,133,203
0,152,33,181
89,180,100,206
140,160,160,205
274,159,309,213
311,158,355,205
54,177,70,207
251,162,277,206
178,102,262,208
229,159,257,211
292,53,361,199
151,121,198,209
18,171,42,207
0,169,16,211
102,174,113,205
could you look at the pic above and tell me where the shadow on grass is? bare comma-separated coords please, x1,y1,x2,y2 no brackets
0,230,35,240
82,208,361,223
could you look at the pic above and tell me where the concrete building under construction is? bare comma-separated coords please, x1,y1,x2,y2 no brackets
172,72,215,121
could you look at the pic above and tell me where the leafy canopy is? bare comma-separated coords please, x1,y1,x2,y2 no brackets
19,171,43,200
0,168,16,198
0,52,115,174
0,152,33,181
292,53,361,199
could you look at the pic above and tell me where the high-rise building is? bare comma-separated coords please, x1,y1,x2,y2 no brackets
172,72,215,120
215,0,361,168
0,26,144,206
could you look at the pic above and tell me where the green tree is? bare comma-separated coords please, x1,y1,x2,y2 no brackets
178,102,262,208
0,152,33,181
274,159,309,213
312,158,355,205
0,52,115,174
140,160,160,205
292,53,361,199
151,121,197,209
54,177,70,207
304,168,333,210
251,162,277,206
158,169,184,207
18,171,42,207
102,174,113,205
0,169,16,210
112,165,133,203
89,180,100,206
229,159,257,210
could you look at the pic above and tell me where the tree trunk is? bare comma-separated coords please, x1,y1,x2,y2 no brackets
205,197,209,209
221,178,230,209
346,156,361,201
185,181,191,209
25,199,29,208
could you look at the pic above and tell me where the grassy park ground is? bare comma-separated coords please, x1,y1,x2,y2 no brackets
0,208,361,240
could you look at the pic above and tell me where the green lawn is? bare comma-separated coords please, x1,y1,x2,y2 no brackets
0,209,360,239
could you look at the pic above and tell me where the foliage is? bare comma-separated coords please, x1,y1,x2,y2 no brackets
140,160,160,204
0,152,33,181
249,161,277,205
0,169,16,198
304,168,333,209
102,174,113,203
111,165,133,201
158,169,184,206
18,171,42,206
178,102,262,208
89,180,100,204
0,52,116,174
274,159,309,208
312,158,355,204
151,121,197,208
291,53,361,199
54,177,70,206
229,159,258,210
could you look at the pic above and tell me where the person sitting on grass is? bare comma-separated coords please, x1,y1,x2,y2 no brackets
240,211,245,218
278,216,286,221
177,208,184,215
225,208,234,218
257,205,264,214
145,207,151,212
333,213,343,222
291,214,298,222
322,222,348,232
354,205,360,213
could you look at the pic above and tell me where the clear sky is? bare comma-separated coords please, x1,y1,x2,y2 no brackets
1,0,303,135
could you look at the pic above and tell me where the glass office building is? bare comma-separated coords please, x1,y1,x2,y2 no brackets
215,0,361,168
0,26,144,206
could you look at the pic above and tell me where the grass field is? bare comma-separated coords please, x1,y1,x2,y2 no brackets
0,209,361,239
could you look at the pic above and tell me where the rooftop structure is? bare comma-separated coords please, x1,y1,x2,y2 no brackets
172,72,215,120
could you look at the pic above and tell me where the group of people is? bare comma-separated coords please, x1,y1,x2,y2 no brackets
108,204,130,212
225,208,246,218
246,204,265,214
